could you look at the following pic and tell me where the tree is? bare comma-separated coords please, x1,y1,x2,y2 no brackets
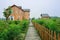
32,17,35,20
3,7,12,20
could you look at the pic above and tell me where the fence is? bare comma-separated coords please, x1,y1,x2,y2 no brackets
32,22,60,40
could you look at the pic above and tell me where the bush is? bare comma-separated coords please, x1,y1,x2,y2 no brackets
0,20,29,40
32,19,59,31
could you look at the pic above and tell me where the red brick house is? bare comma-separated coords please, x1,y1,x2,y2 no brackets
6,5,30,20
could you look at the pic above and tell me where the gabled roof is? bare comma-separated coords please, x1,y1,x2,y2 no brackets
41,14,49,17
23,9,30,12
6,5,30,12
11,5,22,9
6,5,24,11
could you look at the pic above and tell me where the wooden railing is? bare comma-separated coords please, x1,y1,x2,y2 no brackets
32,22,60,40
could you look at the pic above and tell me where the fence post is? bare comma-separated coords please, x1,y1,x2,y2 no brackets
58,33,60,40
50,30,53,40
53,31,56,40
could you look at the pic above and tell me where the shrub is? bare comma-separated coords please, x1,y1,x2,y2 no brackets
0,20,29,40
32,19,59,31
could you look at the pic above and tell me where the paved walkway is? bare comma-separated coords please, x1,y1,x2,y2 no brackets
25,22,41,40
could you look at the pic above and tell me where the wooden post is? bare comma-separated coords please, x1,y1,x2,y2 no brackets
58,33,60,40
48,30,51,40
50,30,53,40
53,31,56,40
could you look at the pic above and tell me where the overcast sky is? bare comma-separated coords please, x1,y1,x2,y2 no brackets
0,0,60,18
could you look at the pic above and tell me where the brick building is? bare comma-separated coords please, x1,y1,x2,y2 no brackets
6,5,30,20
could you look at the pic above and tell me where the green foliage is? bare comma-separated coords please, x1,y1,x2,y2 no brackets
0,20,29,40
43,19,57,30
32,17,35,20
3,11,7,17
32,18,60,32
3,7,12,20
8,20,20,25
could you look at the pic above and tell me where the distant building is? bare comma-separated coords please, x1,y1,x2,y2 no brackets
6,5,30,20
41,14,50,18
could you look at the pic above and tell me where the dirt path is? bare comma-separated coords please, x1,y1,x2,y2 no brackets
25,22,41,40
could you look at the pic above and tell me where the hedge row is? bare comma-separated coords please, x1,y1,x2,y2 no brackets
32,18,60,32
0,20,29,40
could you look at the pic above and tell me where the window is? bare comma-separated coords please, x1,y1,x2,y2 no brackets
9,16,14,20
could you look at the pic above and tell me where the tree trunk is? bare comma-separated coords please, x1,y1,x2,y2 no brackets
6,17,9,20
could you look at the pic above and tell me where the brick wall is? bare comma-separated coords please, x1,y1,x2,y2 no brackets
8,5,30,20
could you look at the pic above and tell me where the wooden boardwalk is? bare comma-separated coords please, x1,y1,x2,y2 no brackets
25,22,41,40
